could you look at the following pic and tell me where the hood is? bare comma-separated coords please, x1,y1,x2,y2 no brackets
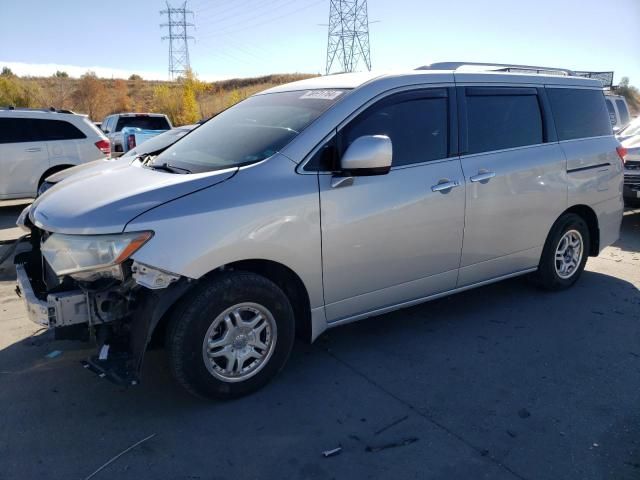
30,160,237,234
46,156,133,184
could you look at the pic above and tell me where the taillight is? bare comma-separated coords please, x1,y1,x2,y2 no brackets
95,139,111,156
127,134,136,151
616,146,627,165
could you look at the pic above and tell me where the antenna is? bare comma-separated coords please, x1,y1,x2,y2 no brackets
325,0,371,75
160,1,195,80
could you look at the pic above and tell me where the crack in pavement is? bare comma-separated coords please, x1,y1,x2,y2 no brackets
315,344,531,480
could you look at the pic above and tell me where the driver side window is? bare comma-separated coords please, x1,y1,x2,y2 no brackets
340,89,449,168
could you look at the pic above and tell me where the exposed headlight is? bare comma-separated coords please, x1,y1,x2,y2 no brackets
41,231,153,277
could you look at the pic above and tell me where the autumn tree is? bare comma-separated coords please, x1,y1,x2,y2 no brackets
1,66,14,77
0,76,42,107
72,71,107,120
616,77,640,115
112,79,132,112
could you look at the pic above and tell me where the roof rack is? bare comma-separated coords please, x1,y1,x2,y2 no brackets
574,71,614,88
0,106,77,114
417,62,576,77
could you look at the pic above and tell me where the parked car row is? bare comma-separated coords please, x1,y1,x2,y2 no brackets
14,62,625,399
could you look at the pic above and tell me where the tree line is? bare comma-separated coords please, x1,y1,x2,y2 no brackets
0,67,314,125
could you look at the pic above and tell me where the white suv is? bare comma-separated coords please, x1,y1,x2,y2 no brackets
0,108,110,200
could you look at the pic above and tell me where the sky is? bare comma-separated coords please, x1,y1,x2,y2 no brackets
0,0,639,85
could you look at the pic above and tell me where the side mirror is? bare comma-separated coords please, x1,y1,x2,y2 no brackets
340,135,392,175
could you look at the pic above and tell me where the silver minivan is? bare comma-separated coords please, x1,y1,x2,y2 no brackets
15,63,624,399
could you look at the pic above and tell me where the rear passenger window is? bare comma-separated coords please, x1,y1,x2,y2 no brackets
547,88,612,140
341,91,448,167
0,118,36,143
615,99,630,126
33,119,86,141
465,88,543,155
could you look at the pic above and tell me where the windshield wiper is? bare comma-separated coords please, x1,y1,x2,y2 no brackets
147,162,192,174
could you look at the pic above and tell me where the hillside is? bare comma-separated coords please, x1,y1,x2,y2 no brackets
0,71,317,125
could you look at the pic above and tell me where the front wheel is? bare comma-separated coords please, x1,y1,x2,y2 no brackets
532,213,590,290
166,271,295,399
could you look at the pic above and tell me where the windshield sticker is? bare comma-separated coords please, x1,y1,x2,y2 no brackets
300,90,343,100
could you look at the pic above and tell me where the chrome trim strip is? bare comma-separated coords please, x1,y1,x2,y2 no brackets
567,162,611,174
326,267,538,329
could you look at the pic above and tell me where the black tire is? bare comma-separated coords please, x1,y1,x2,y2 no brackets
166,271,295,400
532,213,590,291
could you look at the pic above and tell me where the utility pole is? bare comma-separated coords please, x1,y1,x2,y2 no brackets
325,0,371,75
160,1,195,80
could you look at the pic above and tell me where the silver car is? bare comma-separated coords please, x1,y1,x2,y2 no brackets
15,63,624,399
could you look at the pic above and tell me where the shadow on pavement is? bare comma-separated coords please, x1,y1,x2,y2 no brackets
614,208,640,254
1,267,639,480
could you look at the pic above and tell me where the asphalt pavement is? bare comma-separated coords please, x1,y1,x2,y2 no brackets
0,206,639,480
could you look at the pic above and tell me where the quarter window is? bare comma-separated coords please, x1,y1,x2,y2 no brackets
547,88,612,140
615,99,630,126
465,89,543,155
341,91,449,167
36,119,86,141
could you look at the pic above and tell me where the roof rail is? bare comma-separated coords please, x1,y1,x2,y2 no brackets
0,106,77,114
417,62,576,76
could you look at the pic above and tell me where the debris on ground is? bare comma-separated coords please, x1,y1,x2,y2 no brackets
365,437,418,453
322,446,342,458
506,430,517,438
45,350,62,359
84,433,156,480
374,415,409,436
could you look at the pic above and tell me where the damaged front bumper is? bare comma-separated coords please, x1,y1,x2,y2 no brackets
16,264,89,328
14,232,193,386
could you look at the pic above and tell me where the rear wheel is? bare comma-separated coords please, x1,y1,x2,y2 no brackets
532,213,590,290
166,271,295,400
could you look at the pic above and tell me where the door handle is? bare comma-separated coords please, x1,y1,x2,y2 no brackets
469,171,496,183
25,147,42,152
431,180,460,192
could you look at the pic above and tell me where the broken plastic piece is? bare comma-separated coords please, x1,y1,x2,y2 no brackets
322,447,342,458
98,344,110,361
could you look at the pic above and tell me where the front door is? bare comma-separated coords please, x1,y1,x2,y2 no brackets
318,88,466,322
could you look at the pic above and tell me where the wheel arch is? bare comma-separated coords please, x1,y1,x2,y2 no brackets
220,259,313,343
152,258,314,348
562,204,599,256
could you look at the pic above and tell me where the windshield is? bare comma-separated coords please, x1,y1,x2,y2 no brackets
124,125,197,158
152,89,347,173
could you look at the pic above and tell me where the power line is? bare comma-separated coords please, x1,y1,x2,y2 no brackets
326,0,371,74
160,1,195,80
198,0,324,40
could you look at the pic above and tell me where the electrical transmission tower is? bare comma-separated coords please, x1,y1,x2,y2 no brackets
325,0,371,75
160,1,195,80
